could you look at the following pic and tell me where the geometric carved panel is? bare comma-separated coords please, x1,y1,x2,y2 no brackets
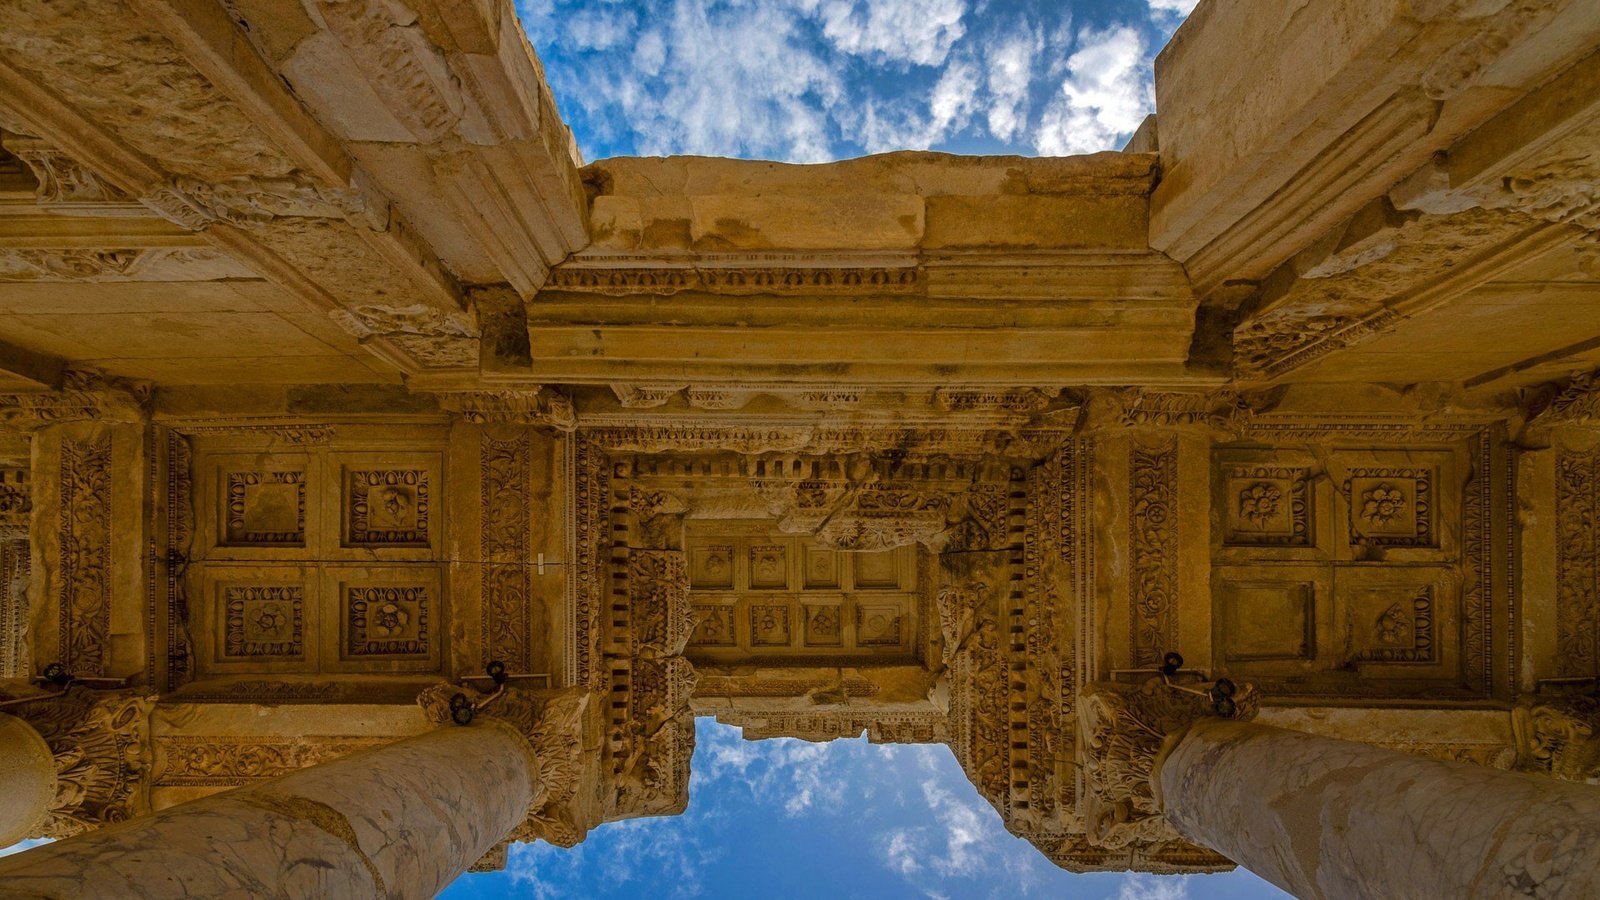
224,471,306,546
1346,467,1432,548
345,468,431,547
1222,465,1311,547
750,604,790,646
691,545,734,589
343,584,431,657
856,603,904,645
803,603,843,646
749,544,786,589
689,604,736,647
221,584,305,660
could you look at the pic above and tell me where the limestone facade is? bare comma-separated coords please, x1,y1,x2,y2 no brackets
0,0,1597,894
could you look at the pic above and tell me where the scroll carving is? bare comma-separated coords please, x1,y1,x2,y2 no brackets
481,433,533,672
1556,450,1599,677
59,435,113,677
1129,439,1178,668
436,389,576,430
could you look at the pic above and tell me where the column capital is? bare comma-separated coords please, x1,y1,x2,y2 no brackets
1,685,155,838
417,683,599,847
1514,695,1600,783
1078,677,1259,850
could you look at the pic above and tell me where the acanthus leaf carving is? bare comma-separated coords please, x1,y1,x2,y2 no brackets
1129,439,1178,669
1078,681,1258,851
1512,696,1600,784
418,685,597,847
6,688,155,838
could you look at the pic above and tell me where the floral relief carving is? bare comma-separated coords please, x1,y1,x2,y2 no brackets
346,468,430,547
154,735,392,786
481,434,533,671
1237,482,1282,525
1556,451,1600,677
1359,482,1406,526
222,585,303,659
1129,439,1178,668
750,605,790,646
59,434,113,677
1350,587,1435,664
346,585,430,656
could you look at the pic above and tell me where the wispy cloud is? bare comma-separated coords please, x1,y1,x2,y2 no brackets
518,0,1194,162
1116,872,1193,900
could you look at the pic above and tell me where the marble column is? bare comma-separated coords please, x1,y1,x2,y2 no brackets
0,711,56,846
1157,719,1600,899
0,718,535,899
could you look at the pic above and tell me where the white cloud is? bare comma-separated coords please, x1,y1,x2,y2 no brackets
884,828,925,874
1147,0,1200,14
1034,25,1152,156
566,7,638,50
812,0,969,67
920,779,987,878
1116,872,1193,900
985,30,1043,142
854,56,980,153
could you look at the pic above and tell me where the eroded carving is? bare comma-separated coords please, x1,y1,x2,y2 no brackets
59,435,112,677
1129,439,1178,668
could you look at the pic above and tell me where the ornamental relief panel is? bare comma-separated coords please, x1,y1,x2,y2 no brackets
181,431,449,681
1208,424,1504,699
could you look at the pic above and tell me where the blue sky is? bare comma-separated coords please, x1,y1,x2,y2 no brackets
444,717,1289,898
515,0,1198,162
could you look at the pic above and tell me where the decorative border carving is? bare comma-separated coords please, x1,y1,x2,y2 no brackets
544,265,921,295
222,585,304,659
224,470,305,545
345,585,431,656
1556,449,1599,677
59,435,113,677
481,433,533,671
154,735,394,787
346,468,430,546
1129,439,1178,668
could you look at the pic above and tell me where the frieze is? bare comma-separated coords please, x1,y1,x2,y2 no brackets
6,138,133,205
154,735,393,786
0,369,152,428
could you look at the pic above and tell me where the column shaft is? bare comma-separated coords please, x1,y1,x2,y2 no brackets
0,719,534,900
1158,720,1600,899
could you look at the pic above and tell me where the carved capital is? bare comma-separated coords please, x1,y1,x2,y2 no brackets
1078,680,1258,850
5,688,155,838
1513,697,1600,783
418,685,596,846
